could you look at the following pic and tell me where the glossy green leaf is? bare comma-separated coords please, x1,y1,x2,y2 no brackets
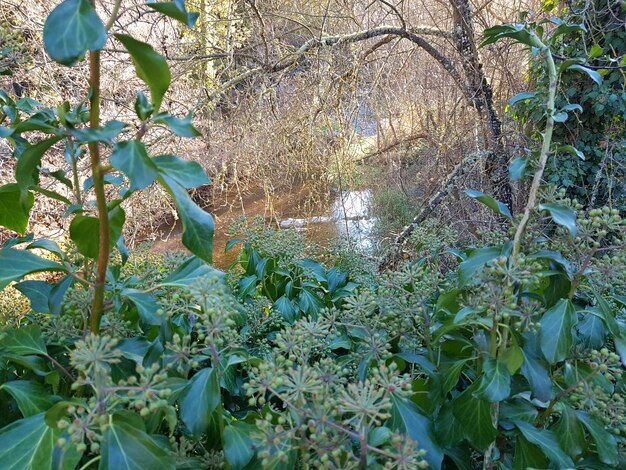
1,381,59,417
538,203,577,238
121,289,162,325
591,290,620,336
513,421,574,468
559,144,585,161
465,189,512,220
500,399,538,425
153,113,201,138
110,140,159,191
474,360,511,402
481,24,534,47
508,157,527,181
153,155,210,188
540,299,577,363
100,412,175,470
180,368,220,436
567,64,602,86
520,336,553,401
15,281,53,313
501,344,524,374
134,92,154,121
577,310,606,349
0,413,61,469
43,0,107,66
114,34,171,111
147,1,199,28
0,249,66,291
458,246,503,287
160,256,224,288
551,405,585,458
452,386,497,451
513,434,548,470
389,395,443,469
0,184,33,234
508,92,536,107
588,44,603,59
273,296,296,323
158,175,214,263
31,186,72,206
223,421,255,470
298,287,324,317
69,215,99,258
15,137,62,192
575,411,618,465
0,325,47,356
70,120,126,143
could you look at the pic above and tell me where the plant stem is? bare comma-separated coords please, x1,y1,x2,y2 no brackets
512,35,558,258
105,0,123,30
44,354,75,382
88,48,110,334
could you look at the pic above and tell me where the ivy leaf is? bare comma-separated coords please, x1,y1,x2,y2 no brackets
389,395,443,469
508,92,536,107
0,413,62,469
15,281,53,313
69,215,99,258
588,44,603,59
15,137,62,192
273,296,296,323
70,120,126,144
540,299,577,364
152,112,201,138
501,344,524,374
508,157,527,181
134,92,154,121
520,334,553,401
68,207,124,260
0,325,47,356
538,203,577,238
559,145,585,161
0,249,66,291
458,245,504,287
512,434,548,470
223,422,256,470
43,0,107,66
0,184,34,234
110,140,159,191
15,277,72,315
158,175,214,263
100,412,175,470
160,256,224,288
146,1,199,28
567,64,602,86
452,386,497,451
121,289,163,325
153,155,210,188
481,24,534,47
551,405,585,458
114,34,171,111
0,381,59,417
575,411,618,465
180,368,220,437
465,189,512,220
513,421,574,468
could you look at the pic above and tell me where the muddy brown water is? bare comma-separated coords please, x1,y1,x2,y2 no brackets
152,184,346,269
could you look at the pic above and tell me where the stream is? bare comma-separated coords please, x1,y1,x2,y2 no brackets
152,186,376,268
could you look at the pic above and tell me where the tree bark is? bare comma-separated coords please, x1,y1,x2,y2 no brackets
450,0,512,209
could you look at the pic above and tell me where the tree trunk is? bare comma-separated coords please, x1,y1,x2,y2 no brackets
450,0,512,209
